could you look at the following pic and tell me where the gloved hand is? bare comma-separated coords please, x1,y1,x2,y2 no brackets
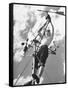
46,14,51,22
21,38,29,53
23,44,28,53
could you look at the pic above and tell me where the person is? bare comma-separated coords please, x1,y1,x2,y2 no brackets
22,14,54,84
31,14,54,84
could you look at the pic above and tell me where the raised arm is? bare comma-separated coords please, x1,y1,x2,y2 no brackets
50,21,54,40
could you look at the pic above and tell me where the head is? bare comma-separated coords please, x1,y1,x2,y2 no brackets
45,30,51,37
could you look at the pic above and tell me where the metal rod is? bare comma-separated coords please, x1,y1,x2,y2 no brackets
37,10,65,16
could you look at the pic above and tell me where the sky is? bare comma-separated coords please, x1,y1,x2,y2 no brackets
13,4,65,86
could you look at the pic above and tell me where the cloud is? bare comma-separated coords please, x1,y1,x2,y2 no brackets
13,6,65,85
13,5,46,62
13,5,65,63
48,8,65,46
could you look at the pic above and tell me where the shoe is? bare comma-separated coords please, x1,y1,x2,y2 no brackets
32,74,40,84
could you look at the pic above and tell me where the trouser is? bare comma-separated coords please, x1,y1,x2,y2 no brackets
32,45,48,83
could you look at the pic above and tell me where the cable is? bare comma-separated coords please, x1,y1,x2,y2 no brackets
14,58,31,85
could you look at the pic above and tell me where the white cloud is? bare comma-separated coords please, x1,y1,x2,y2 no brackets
13,5,46,62
48,8,65,46
14,5,65,63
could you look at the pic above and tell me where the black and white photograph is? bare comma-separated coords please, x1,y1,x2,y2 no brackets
9,3,66,86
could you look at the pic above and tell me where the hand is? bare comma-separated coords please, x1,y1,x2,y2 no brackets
46,14,51,22
23,45,28,53
21,42,25,45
